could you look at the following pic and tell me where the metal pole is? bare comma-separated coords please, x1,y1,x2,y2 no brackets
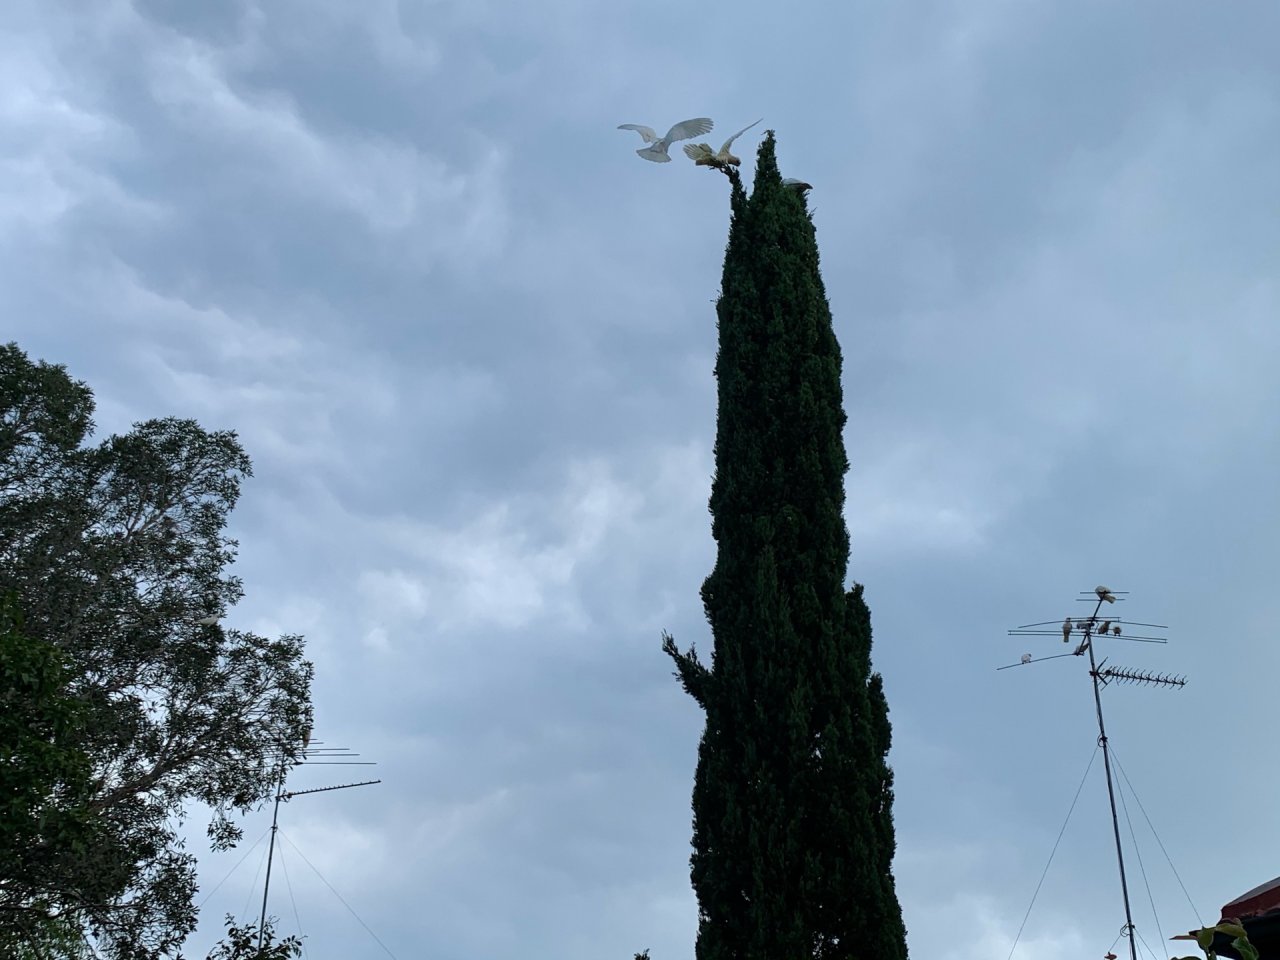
256,768,286,957
1082,601,1139,960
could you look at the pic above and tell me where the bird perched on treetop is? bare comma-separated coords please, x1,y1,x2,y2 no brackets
1095,585,1116,603
618,117,714,163
783,178,813,193
682,118,762,171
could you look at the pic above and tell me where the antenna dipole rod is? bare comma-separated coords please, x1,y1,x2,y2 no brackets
1082,600,1139,960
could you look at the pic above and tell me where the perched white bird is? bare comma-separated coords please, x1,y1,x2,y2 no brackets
1095,585,1117,603
618,118,714,163
1073,640,1089,656
1112,625,1122,636
1021,653,1032,664
197,615,219,626
302,726,312,751
683,118,763,169
1062,617,1072,642
783,178,813,192
1099,620,1111,635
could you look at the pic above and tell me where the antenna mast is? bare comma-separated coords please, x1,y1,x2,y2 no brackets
1004,587,1185,960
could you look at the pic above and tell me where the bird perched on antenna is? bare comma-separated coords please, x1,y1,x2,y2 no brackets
683,118,762,173
618,117,714,163
1099,620,1111,635
1021,653,1032,664
1062,617,1072,642
1111,625,1121,636
302,726,312,751
1095,585,1117,603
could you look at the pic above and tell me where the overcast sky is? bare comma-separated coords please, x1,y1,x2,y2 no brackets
4,1,1280,959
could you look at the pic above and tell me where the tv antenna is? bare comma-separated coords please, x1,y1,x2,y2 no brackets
1002,586,1186,960
256,729,381,953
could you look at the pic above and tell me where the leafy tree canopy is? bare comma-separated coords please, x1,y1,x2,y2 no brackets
0,343,314,959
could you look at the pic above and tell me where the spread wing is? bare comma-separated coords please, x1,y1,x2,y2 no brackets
662,118,714,144
719,118,762,154
618,123,658,143
683,142,714,160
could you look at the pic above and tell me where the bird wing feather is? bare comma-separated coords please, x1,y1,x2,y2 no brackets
683,142,713,160
618,123,658,143
663,118,714,143
719,118,762,154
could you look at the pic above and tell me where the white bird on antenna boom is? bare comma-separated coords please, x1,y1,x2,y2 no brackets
1062,617,1072,642
1095,585,1116,603
618,118,714,163
683,118,762,170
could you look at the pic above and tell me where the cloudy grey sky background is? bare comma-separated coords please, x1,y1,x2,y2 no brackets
4,1,1280,958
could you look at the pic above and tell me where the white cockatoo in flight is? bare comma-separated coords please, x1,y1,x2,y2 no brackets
683,118,763,170
1095,585,1117,603
618,117,714,163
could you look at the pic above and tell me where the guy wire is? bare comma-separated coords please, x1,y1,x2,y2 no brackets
1006,745,1100,960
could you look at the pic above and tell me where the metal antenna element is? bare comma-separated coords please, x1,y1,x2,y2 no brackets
257,731,382,954
1001,587,1185,960
1093,664,1186,689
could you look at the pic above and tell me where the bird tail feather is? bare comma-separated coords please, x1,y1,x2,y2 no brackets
637,146,671,162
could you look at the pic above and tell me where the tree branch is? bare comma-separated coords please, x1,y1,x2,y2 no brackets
661,631,712,709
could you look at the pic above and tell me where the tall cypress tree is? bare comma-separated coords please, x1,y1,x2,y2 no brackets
663,134,907,960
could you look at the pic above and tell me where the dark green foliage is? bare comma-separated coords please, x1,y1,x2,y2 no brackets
178,914,303,960
0,593,124,958
663,136,907,960
0,343,314,959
